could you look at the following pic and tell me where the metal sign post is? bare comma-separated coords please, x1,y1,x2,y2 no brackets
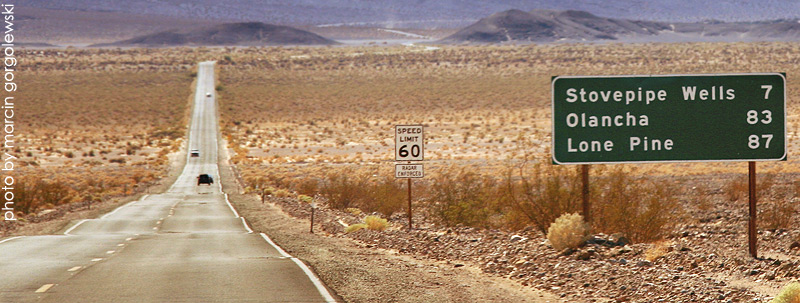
395,125,424,231
552,73,786,258
310,202,317,234
748,162,757,258
581,165,590,224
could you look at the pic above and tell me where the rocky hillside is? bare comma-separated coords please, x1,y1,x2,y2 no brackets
441,9,800,43
93,22,337,47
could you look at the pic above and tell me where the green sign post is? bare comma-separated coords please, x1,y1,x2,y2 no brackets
552,73,786,164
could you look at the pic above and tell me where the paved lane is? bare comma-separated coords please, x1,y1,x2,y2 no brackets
0,61,335,302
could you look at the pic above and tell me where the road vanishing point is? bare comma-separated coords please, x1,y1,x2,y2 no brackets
0,61,336,302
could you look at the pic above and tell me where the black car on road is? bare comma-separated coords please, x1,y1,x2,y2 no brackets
197,174,214,185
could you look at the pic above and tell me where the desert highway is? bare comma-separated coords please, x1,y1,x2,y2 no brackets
0,61,336,302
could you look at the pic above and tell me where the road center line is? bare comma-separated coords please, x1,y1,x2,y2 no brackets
35,284,54,293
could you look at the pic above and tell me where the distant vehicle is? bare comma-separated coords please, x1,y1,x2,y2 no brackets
206,92,212,97
190,149,200,157
197,174,213,185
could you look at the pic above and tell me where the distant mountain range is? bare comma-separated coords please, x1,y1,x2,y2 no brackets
23,0,800,28
91,22,336,47
441,9,800,43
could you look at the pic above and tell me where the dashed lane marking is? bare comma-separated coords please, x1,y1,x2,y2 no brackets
35,284,54,293
67,266,81,272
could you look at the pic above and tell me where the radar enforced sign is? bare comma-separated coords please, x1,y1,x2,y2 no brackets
395,164,423,178
551,73,786,164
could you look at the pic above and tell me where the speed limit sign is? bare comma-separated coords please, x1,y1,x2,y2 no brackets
395,125,423,161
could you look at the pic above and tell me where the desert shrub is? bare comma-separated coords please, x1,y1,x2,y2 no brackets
320,168,368,210
794,181,800,198
298,195,313,203
429,166,499,228
761,198,795,230
345,208,363,216
274,189,292,198
293,177,320,196
364,215,389,231
345,223,367,233
770,282,800,303
591,167,680,243
320,169,406,216
262,186,275,196
726,177,748,202
547,213,590,251
645,240,670,262
365,175,406,216
500,160,582,233
14,175,77,214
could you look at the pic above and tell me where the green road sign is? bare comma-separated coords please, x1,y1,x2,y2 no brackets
551,73,786,164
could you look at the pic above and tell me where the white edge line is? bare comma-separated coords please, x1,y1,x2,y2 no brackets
101,196,146,220
259,233,290,258
0,236,23,244
259,233,337,303
289,258,337,303
240,217,253,233
63,219,88,235
224,193,240,218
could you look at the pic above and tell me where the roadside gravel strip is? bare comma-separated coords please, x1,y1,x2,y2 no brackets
217,154,562,302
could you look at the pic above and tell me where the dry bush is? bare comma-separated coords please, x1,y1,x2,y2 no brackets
547,213,590,251
320,168,368,210
319,168,406,216
429,166,500,228
645,240,671,262
761,198,796,230
274,189,292,198
345,223,367,233
14,175,75,214
364,215,389,231
726,177,748,202
293,177,320,196
591,167,681,243
298,195,313,204
345,208,362,216
14,166,161,215
500,160,581,233
366,175,406,216
770,282,800,303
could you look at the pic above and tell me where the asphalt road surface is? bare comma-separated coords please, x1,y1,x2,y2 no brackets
0,61,336,302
